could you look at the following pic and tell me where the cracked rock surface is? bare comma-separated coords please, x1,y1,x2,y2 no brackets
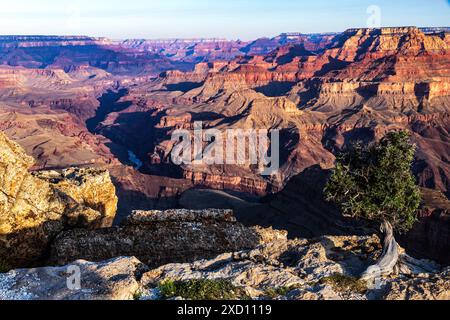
2,232,447,300
0,132,117,267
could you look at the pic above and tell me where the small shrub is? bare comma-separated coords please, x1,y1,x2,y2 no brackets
264,285,298,299
320,274,368,294
158,279,247,300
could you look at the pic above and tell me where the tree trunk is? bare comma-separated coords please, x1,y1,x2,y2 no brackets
360,220,399,281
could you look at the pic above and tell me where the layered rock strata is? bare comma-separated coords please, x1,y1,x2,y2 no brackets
49,209,282,268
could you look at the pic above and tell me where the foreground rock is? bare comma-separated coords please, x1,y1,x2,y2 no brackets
1,233,447,300
0,257,146,300
34,168,118,227
141,234,446,300
0,132,117,267
384,269,450,300
50,209,283,267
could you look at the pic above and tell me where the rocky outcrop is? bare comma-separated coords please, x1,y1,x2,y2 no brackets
140,234,445,300
0,257,146,300
34,168,118,227
1,232,446,300
384,269,450,300
49,209,282,267
328,27,450,62
0,132,117,267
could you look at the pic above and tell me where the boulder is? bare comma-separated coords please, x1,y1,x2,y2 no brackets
35,168,118,227
50,209,284,268
384,268,450,300
0,132,117,267
0,257,146,300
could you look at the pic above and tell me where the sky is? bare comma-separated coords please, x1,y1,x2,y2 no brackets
0,0,449,40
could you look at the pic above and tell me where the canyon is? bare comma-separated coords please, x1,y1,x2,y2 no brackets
109,27,450,197
0,27,449,292
0,135,448,300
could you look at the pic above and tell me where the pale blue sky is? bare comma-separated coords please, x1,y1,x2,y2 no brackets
0,0,449,40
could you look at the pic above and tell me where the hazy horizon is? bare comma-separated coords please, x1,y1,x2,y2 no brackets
0,0,449,41
2,27,450,42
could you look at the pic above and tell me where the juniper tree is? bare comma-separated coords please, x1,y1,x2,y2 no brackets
324,131,421,279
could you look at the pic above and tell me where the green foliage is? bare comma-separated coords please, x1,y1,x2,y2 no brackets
264,286,298,299
324,131,421,233
158,279,247,300
320,274,368,294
